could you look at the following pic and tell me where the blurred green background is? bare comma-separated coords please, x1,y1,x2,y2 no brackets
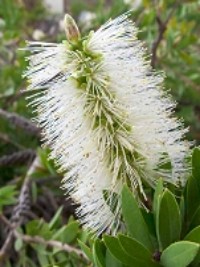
0,0,199,266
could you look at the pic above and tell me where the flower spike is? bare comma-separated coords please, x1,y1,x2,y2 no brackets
23,13,191,235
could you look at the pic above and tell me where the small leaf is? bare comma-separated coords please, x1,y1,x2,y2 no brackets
179,195,185,224
142,210,156,238
14,238,23,251
0,185,16,196
104,235,151,267
52,221,79,243
153,179,164,250
49,206,63,230
26,219,52,239
118,234,152,263
118,235,161,267
0,185,17,211
121,185,153,251
37,252,49,266
106,249,123,267
104,235,136,266
189,206,200,230
157,189,181,250
153,179,163,215
184,226,200,266
160,241,199,267
93,239,106,267
184,226,200,243
186,175,200,221
192,148,200,188
78,239,93,262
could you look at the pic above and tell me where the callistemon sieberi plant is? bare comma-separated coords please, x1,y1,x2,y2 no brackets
23,13,190,234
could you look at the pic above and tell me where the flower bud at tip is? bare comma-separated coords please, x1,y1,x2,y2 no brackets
64,14,80,43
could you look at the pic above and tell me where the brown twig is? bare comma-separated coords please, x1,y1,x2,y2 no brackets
0,156,39,262
35,175,61,185
0,214,88,262
0,149,36,167
0,108,40,138
151,1,180,68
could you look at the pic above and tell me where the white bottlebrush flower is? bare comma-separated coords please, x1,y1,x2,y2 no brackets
23,13,190,234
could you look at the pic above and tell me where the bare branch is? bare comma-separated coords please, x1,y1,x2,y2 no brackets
0,215,88,262
0,156,40,261
0,108,40,138
0,149,36,167
151,1,180,68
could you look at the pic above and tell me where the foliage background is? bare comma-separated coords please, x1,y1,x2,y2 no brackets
0,0,200,266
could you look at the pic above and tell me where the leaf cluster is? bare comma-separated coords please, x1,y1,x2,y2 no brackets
86,148,200,267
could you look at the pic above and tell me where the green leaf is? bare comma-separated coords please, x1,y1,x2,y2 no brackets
118,234,153,263
179,195,185,225
121,185,153,251
26,219,53,240
52,221,79,243
157,189,181,250
0,185,17,211
37,252,49,266
186,175,200,221
93,239,106,267
0,185,16,196
184,226,200,266
78,239,93,262
189,205,200,230
14,238,23,251
153,179,164,250
184,226,200,243
105,249,123,267
192,148,200,188
153,179,163,215
49,206,63,230
142,211,156,238
118,234,161,267
104,235,136,266
104,235,151,267
160,241,199,267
